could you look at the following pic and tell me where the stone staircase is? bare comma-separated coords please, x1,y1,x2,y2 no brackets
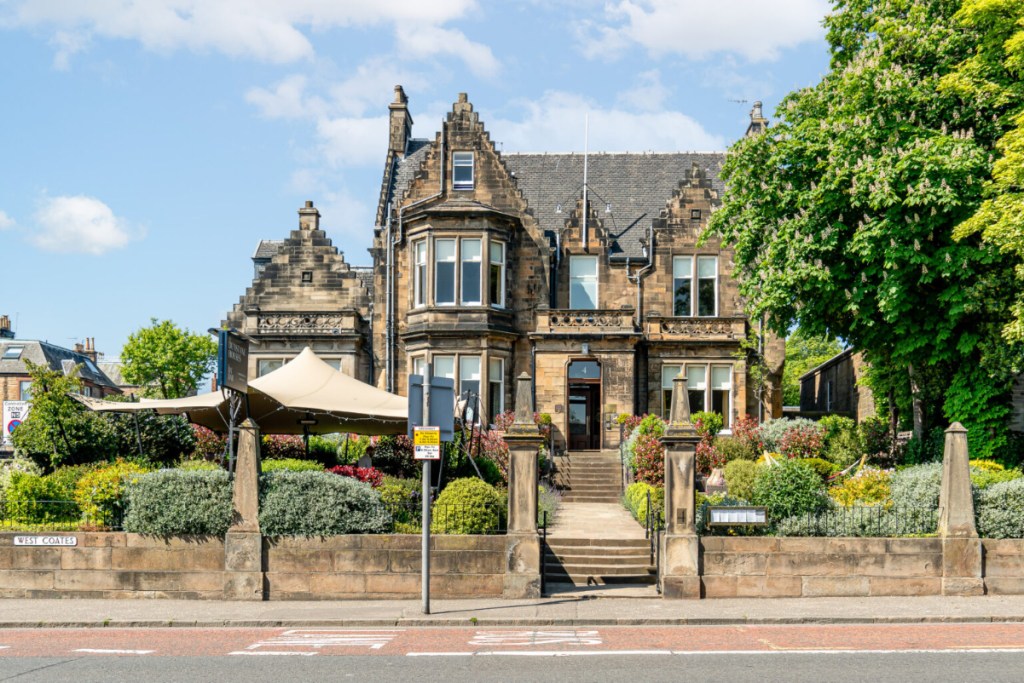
553,450,622,503
545,450,656,591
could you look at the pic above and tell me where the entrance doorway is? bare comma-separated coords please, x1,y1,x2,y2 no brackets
567,360,601,450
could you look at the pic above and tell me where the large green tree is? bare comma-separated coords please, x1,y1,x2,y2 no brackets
707,0,1024,458
121,319,217,399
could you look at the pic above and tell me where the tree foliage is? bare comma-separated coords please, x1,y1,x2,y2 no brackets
11,362,116,471
782,327,844,406
121,319,217,399
707,0,1024,458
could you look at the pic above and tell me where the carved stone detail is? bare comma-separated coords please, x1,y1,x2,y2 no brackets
257,313,354,334
546,310,634,330
659,318,737,338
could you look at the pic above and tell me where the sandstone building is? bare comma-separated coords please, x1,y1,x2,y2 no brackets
226,89,783,451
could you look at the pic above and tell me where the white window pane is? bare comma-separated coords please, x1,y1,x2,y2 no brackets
569,255,597,278
686,365,707,390
462,239,481,261
415,241,426,264
258,359,284,376
490,241,504,264
711,366,732,390
435,239,455,261
453,152,474,188
412,357,425,377
673,256,692,279
489,358,503,377
570,281,598,309
697,255,717,278
661,365,682,390
433,356,455,379
324,359,342,371
460,356,481,381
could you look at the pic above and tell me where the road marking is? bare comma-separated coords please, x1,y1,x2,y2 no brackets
229,651,318,656
469,630,602,646
238,629,405,655
408,648,1024,657
73,649,154,655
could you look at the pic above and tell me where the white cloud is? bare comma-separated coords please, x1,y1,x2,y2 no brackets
30,195,137,255
491,91,724,153
614,69,669,112
0,210,14,231
316,115,389,167
246,75,326,120
579,0,829,62
8,0,493,74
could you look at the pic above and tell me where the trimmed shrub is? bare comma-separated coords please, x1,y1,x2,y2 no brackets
637,414,665,439
624,482,664,525
327,465,384,488
308,435,341,465
970,466,1022,490
802,457,841,482
751,459,825,522
617,414,644,439
262,458,323,473
889,462,943,510
123,469,233,535
758,418,819,454
633,434,665,485
692,412,724,440
715,436,756,464
779,423,825,459
105,410,195,467
970,459,1006,472
977,479,1024,539
42,464,98,501
372,435,417,478
5,471,79,525
902,427,946,465
828,467,891,507
723,460,758,502
377,476,421,529
430,477,504,534
259,471,391,536
74,460,149,528
177,460,221,471
858,416,892,459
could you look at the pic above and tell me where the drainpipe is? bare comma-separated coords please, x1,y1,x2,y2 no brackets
627,222,654,417
551,229,562,309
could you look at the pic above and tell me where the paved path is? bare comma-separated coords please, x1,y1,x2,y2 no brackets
547,502,645,540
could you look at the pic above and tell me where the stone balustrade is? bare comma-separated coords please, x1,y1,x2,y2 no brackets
535,309,637,335
255,312,361,335
645,315,745,341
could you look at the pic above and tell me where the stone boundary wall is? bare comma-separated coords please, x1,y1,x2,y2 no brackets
264,535,506,599
982,539,1024,595
0,533,506,600
0,533,225,599
701,537,944,598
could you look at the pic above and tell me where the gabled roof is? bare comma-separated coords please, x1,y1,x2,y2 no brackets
503,152,725,259
0,340,120,391
253,240,284,260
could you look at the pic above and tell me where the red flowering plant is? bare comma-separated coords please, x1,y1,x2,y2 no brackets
327,465,384,488
617,414,644,439
731,415,764,454
477,429,510,482
261,434,307,460
191,425,227,462
779,424,825,459
633,434,665,485
696,441,725,475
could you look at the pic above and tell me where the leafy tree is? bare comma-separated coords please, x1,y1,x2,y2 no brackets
121,319,217,399
103,396,195,467
11,362,116,471
707,0,1024,458
782,327,844,406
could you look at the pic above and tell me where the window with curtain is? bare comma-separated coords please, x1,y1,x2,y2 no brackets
489,241,505,308
460,239,482,305
569,255,598,309
434,239,456,305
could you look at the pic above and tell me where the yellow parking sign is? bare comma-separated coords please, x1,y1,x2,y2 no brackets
413,426,441,460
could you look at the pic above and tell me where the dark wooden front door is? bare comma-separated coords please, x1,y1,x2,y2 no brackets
568,384,601,450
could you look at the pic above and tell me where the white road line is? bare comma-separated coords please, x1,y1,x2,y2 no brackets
229,651,318,656
73,649,154,655
408,648,1024,657
469,630,602,646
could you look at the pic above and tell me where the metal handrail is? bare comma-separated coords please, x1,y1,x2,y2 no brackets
540,510,548,596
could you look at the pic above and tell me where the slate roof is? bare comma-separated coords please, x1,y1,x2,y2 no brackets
383,145,725,260
350,266,375,294
503,152,725,260
253,240,284,260
0,340,120,392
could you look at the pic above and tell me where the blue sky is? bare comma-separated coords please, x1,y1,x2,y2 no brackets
0,0,832,361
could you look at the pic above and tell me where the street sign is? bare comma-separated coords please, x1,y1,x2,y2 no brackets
14,535,77,547
408,375,455,441
217,330,249,393
413,426,441,460
2,401,29,447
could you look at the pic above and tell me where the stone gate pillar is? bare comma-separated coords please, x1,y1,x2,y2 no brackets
503,373,543,598
224,418,266,600
660,373,701,599
938,422,984,596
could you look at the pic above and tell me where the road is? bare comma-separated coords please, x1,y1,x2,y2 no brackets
0,623,1022,681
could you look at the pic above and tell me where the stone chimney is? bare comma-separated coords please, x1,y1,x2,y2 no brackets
298,200,320,231
388,85,413,157
76,338,99,362
745,100,769,137
0,315,12,339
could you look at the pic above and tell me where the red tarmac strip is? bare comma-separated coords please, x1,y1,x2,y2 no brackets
0,623,1023,657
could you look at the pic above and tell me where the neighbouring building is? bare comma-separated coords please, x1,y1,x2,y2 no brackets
798,348,875,422
225,89,784,451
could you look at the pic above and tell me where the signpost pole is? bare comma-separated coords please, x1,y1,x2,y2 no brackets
422,363,432,615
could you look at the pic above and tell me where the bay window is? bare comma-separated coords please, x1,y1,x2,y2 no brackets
460,238,482,305
434,239,456,305
660,362,734,429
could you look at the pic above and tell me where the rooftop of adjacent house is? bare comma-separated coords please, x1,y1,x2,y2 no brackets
0,339,120,391
384,142,725,260
798,347,857,382
253,240,284,260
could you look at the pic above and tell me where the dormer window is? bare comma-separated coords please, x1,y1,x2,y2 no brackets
2,346,23,360
453,152,474,190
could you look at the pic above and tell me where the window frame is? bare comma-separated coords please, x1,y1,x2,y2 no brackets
489,241,505,308
568,255,599,310
671,255,719,317
696,255,718,317
2,346,24,360
434,238,457,306
257,358,285,377
413,240,427,308
19,380,31,401
660,361,733,430
488,357,504,423
460,238,483,306
452,152,474,190
672,256,694,317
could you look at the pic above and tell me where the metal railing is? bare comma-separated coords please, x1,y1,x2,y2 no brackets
776,505,938,537
645,489,664,595
540,510,548,596
0,499,123,531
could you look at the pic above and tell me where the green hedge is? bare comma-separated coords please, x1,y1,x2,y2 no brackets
123,469,234,535
624,482,663,525
977,479,1024,539
259,471,391,536
262,458,324,473
430,477,504,534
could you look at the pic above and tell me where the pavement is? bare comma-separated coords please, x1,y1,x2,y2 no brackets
6,594,1024,629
